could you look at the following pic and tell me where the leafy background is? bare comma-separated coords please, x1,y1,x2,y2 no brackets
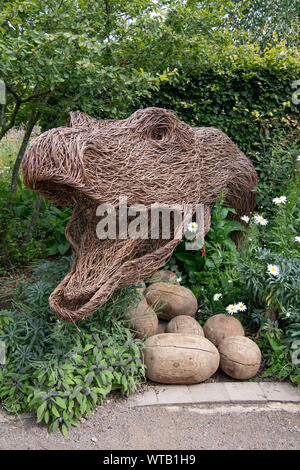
0,0,299,434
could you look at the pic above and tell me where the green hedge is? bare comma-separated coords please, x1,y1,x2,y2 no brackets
143,65,299,155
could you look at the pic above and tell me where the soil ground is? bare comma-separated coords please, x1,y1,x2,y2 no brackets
1,384,299,451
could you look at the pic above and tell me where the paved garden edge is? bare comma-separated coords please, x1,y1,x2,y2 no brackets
127,382,300,407
0,382,299,425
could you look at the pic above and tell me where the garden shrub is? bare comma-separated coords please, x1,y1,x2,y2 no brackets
170,198,246,311
143,65,299,156
0,165,72,272
0,257,145,434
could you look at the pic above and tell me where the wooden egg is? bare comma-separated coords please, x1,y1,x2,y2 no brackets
166,315,204,336
147,270,178,284
218,336,262,380
145,282,197,321
203,313,244,346
144,333,220,384
125,298,158,339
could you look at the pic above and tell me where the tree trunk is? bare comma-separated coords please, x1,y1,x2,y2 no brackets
7,107,40,209
23,194,43,244
8,89,49,207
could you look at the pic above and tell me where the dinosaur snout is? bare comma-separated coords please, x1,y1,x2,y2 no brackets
22,126,87,206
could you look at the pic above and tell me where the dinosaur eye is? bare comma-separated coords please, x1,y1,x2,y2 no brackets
128,107,180,143
146,114,174,142
149,125,169,141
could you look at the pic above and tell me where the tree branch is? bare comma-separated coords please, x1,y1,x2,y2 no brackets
0,99,22,142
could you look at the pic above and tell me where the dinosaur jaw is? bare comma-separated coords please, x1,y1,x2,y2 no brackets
48,200,182,323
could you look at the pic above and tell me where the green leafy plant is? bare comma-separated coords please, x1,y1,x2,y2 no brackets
258,321,300,384
251,138,300,216
0,257,145,434
238,247,300,312
0,165,72,270
172,199,246,318
0,328,145,435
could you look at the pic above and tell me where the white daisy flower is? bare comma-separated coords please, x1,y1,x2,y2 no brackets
272,196,287,205
226,304,238,314
228,279,233,283
267,264,280,276
253,215,268,226
286,312,291,318
213,293,222,301
248,237,252,241
295,236,300,243
176,277,182,283
297,156,300,161
241,215,250,223
235,302,247,312
187,222,198,233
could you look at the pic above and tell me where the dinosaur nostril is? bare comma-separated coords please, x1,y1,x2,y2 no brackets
32,180,78,206
150,126,169,140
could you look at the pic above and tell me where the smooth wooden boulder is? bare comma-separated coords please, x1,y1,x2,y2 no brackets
145,282,197,320
125,298,158,339
144,333,220,384
166,315,204,336
203,313,244,346
218,336,262,379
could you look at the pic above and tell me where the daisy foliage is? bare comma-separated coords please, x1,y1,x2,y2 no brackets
213,293,222,301
238,247,300,312
226,304,238,314
187,222,198,233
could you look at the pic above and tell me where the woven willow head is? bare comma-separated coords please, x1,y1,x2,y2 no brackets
22,107,257,322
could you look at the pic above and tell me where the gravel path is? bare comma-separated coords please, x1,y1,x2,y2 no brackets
0,391,299,450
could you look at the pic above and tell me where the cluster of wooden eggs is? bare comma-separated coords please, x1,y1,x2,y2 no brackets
203,314,262,381
125,270,261,384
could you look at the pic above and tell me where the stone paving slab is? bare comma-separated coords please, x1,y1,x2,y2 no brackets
259,382,300,402
188,383,231,403
127,388,159,407
152,385,193,405
224,382,267,403
128,382,300,407
1,383,299,420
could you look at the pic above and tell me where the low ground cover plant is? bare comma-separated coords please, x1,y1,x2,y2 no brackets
0,257,145,435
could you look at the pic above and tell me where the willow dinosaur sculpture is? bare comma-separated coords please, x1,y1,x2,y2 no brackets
22,107,257,322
